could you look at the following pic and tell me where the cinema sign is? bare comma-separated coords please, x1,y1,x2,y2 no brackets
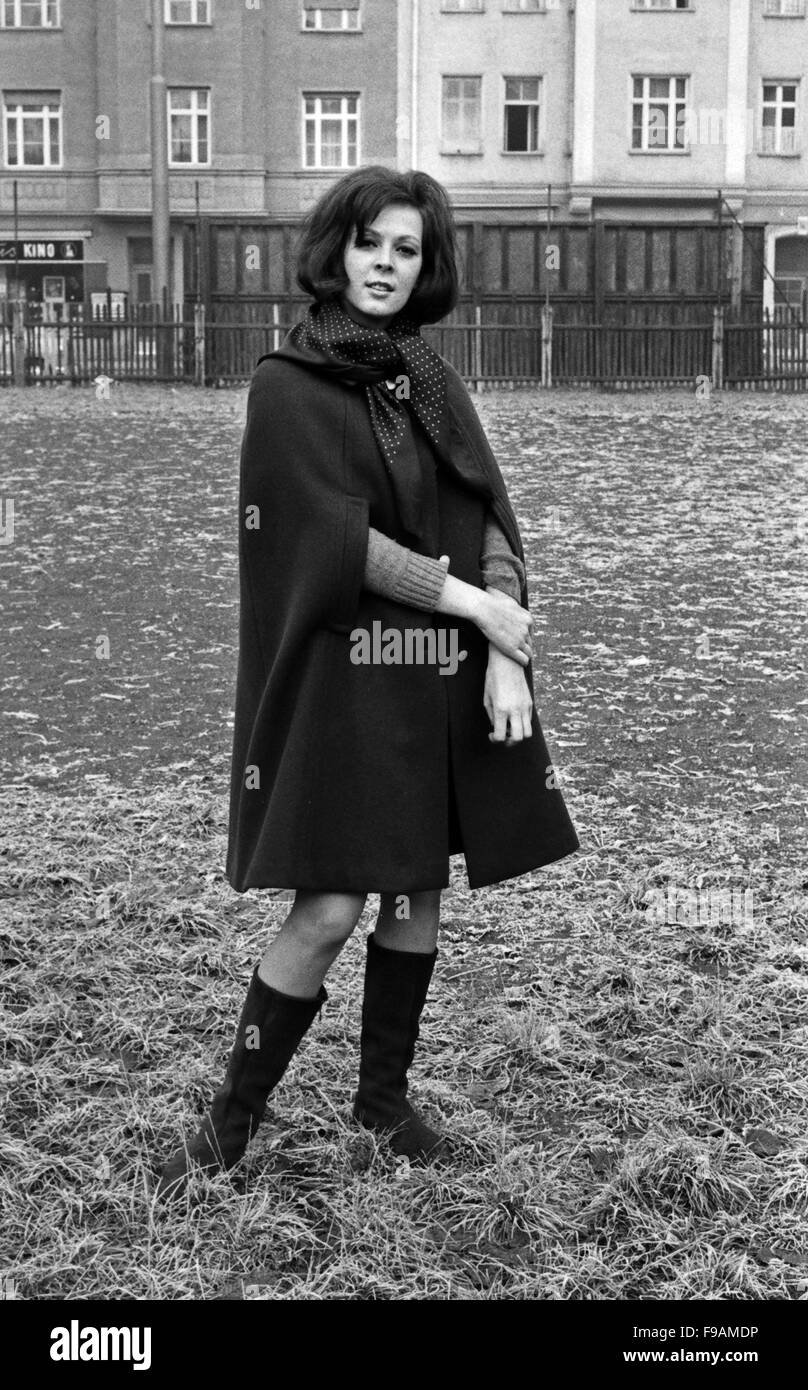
0,240,84,262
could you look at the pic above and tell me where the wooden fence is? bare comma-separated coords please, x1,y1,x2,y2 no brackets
0,303,199,386
2,302,806,391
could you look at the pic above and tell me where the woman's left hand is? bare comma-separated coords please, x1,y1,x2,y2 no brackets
484,646,534,745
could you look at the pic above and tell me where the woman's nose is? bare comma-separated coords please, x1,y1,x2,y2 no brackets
374,249,393,271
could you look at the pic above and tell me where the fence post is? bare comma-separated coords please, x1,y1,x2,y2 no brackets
194,302,206,386
66,312,75,383
473,303,482,393
156,290,171,380
730,223,744,314
12,299,25,387
712,305,724,391
541,305,553,388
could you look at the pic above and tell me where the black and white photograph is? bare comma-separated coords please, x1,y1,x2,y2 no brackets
1,0,806,1341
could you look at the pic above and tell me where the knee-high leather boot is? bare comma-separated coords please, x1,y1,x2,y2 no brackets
155,966,327,1200
352,933,446,1162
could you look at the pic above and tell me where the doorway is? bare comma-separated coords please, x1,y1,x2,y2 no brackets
774,234,808,315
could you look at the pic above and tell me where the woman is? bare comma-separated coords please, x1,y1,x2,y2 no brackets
156,166,578,1200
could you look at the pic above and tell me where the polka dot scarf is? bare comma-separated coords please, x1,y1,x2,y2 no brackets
282,299,448,542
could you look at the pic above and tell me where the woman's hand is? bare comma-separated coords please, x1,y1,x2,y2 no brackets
434,562,533,666
475,587,534,666
484,647,534,745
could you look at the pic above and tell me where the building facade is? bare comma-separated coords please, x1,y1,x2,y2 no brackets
0,0,806,318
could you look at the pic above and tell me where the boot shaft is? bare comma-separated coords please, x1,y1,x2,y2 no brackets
355,934,437,1123
156,969,327,1198
212,969,328,1131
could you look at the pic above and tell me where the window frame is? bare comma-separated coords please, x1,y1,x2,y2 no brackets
502,75,543,154
301,91,360,169
0,0,60,28
3,91,63,168
630,73,690,153
631,0,693,11
164,0,212,24
441,74,483,153
440,0,485,12
301,4,362,30
167,87,211,167
759,78,801,154
762,0,806,17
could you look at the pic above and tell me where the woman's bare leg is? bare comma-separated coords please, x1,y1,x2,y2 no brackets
374,889,441,954
257,890,367,997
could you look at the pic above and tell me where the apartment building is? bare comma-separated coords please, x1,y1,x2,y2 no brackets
0,0,806,316
405,0,807,313
571,0,808,312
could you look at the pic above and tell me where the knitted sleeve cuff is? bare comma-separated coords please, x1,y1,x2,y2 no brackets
364,527,448,612
480,511,525,600
399,549,449,610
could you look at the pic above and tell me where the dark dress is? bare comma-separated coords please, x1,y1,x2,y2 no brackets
224,355,579,894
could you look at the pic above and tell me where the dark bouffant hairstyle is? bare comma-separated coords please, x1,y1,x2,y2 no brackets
296,165,460,324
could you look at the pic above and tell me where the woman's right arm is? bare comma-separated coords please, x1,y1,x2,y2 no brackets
434,573,533,667
364,527,533,667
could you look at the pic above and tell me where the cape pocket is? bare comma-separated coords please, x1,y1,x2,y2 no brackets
325,492,370,635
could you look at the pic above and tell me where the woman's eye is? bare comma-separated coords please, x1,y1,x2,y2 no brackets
355,239,417,256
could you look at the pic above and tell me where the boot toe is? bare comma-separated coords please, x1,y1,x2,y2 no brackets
153,1129,227,1201
353,1097,449,1164
391,1102,448,1163
153,1151,194,1202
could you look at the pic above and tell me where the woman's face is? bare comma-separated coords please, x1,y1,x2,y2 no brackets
341,202,424,329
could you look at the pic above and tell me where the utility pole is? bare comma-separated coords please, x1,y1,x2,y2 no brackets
194,178,205,385
545,183,552,316
12,177,19,299
150,0,170,308
542,185,553,388
716,188,723,307
12,178,25,386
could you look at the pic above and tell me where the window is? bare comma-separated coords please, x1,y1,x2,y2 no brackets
631,76,688,150
441,0,484,10
3,91,62,166
442,77,482,149
1,0,60,26
303,93,358,167
760,81,799,152
502,0,545,10
503,77,541,151
129,239,154,305
165,0,210,22
302,2,360,29
632,1,691,9
763,1,805,15
168,88,210,165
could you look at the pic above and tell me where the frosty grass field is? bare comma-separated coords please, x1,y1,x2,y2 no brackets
1,383,806,1300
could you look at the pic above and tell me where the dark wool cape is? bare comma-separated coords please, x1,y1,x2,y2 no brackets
225,347,579,894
